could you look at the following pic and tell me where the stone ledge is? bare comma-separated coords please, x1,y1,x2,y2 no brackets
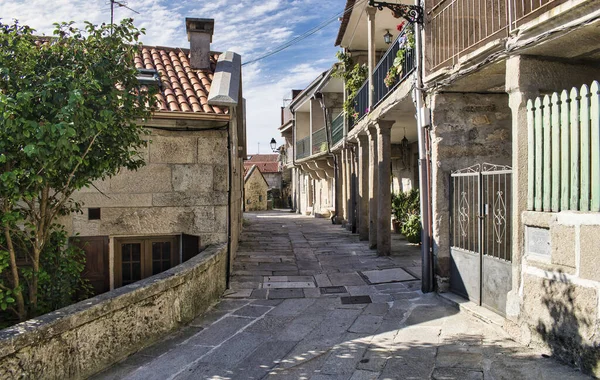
0,243,228,379
437,292,506,329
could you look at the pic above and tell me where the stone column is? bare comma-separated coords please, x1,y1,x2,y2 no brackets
367,126,378,249
357,134,370,240
366,7,377,108
377,120,394,256
346,148,354,231
340,149,348,222
334,152,344,223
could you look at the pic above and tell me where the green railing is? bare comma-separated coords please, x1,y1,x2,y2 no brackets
312,127,327,154
527,80,600,212
331,112,344,146
296,136,310,160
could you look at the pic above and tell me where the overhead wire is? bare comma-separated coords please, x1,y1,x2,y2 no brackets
242,0,368,66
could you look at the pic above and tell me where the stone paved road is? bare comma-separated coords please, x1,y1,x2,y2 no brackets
94,211,588,380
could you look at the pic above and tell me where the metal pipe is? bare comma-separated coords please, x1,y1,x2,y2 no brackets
413,2,434,293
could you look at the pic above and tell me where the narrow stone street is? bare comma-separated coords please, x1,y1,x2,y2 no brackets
94,211,587,380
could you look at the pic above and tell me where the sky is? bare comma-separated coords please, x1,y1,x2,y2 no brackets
0,0,347,154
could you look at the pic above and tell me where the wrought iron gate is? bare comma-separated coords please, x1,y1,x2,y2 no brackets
450,163,512,316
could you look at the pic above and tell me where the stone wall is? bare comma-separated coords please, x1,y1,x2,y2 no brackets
391,142,419,193
71,128,230,248
429,92,512,289
244,169,268,211
0,244,227,380
504,211,600,377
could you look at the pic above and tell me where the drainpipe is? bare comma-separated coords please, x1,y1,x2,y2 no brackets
225,120,233,289
414,4,434,293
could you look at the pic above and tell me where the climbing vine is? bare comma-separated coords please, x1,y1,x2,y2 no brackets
332,51,368,119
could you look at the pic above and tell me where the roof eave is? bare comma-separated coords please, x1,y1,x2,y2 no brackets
335,0,357,47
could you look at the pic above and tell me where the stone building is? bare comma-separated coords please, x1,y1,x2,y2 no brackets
282,0,600,375
64,18,246,294
244,165,269,211
422,0,600,374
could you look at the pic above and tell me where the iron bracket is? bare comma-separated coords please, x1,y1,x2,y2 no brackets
368,1,424,25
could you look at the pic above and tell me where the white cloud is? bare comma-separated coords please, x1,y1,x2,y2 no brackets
0,0,345,154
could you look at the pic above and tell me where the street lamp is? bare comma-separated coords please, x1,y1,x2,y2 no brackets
270,138,277,152
383,30,393,44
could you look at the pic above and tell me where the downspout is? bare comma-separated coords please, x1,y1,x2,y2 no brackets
414,4,434,293
225,119,233,289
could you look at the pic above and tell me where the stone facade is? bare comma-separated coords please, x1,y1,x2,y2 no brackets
428,92,512,288
244,166,269,211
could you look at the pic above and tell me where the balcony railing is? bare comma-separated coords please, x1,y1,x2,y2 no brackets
351,28,415,128
352,79,369,127
427,0,566,72
331,112,344,146
296,136,310,160
373,29,415,106
312,127,327,155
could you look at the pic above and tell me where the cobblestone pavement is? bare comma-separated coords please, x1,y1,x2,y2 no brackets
94,211,588,380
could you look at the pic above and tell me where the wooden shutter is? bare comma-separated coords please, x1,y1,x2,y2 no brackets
181,234,200,262
71,236,110,295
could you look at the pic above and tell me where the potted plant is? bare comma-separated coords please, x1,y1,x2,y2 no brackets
384,23,415,89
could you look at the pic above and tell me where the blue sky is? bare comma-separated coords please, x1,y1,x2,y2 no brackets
0,0,347,154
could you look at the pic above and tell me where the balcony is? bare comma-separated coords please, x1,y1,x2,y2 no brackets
312,127,327,155
351,27,416,128
426,0,567,72
296,136,310,160
331,112,344,146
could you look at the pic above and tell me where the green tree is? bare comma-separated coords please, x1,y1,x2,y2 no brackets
0,19,157,321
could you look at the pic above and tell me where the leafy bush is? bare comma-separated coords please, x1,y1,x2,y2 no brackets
401,214,422,244
0,226,92,325
391,188,421,243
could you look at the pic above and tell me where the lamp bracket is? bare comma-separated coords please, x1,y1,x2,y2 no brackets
368,1,424,25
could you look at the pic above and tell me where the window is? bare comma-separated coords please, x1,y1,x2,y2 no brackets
259,195,263,202
88,208,101,220
114,236,179,288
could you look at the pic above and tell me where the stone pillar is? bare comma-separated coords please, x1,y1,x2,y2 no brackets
357,134,370,240
367,126,378,249
346,148,354,231
376,120,394,256
341,149,348,222
334,152,344,223
366,7,377,108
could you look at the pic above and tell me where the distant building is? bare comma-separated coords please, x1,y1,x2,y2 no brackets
244,165,269,211
244,154,283,207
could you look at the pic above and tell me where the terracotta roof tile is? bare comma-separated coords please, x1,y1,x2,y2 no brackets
247,154,280,163
244,162,280,173
135,45,228,115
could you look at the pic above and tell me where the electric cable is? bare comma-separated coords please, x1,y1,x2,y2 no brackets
242,0,368,66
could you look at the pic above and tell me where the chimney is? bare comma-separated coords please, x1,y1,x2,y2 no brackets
186,18,214,71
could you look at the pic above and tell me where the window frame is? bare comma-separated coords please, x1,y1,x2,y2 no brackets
114,236,179,288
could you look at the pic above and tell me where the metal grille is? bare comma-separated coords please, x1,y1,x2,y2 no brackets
451,163,512,262
481,164,512,261
451,164,480,253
